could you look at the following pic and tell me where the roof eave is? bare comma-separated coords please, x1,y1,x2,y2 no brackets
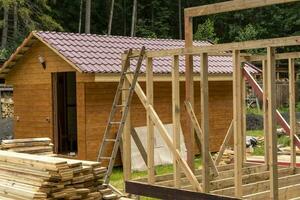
94,73,233,82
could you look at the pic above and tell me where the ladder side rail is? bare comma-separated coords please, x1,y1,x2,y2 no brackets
97,49,133,161
104,47,146,183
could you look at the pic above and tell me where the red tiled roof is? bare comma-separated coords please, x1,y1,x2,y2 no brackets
34,31,257,74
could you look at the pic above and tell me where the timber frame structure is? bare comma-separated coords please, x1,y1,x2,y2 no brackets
121,0,300,199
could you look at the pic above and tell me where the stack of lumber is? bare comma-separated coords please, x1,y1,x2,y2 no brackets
0,138,54,155
213,148,234,165
0,150,118,200
279,146,300,155
1,94,13,118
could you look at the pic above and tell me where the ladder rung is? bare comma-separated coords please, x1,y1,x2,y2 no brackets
100,157,111,160
124,71,134,74
105,139,116,142
129,55,140,58
121,88,131,90
110,121,122,125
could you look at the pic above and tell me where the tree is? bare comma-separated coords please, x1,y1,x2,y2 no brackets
107,0,115,35
85,0,91,33
78,0,83,33
130,0,137,37
194,19,219,43
0,0,63,58
1,4,8,48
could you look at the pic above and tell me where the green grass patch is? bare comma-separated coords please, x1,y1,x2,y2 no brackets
246,130,263,137
110,156,202,192
247,107,263,115
246,129,291,156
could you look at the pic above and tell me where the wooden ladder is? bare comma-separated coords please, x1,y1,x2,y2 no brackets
97,46,145,184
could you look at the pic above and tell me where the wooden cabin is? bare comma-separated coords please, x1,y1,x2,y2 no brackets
0,31,258,161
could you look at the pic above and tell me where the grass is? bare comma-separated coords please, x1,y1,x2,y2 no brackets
110,156,202,192
247,129,290,156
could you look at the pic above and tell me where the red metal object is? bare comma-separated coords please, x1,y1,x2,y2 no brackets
242,67,300,148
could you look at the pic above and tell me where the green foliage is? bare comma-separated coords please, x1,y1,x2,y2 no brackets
1,0,300,59
194,19,219,43
135,20,157,38
278,135,290,147
0,49,9,60
235,24,258,42
0,0,63,59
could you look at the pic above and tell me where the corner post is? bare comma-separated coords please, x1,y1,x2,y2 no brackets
267,47,278,200
146,57,155,183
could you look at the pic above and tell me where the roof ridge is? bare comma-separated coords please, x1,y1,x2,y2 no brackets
34,30,210,44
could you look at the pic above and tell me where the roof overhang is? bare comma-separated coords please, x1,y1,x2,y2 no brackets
94,73,233,82
0,31,83,78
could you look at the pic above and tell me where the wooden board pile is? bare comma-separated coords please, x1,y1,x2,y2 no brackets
0,150,118,200
0,137,54,155
1,94,13,118
213,148,234,165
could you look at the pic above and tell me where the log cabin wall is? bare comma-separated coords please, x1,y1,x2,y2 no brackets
85,81,233,161
4,40,233,162
5,41,94,160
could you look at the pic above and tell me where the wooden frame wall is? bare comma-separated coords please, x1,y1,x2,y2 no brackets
181,0,300,199
122,46,300,199
121,0,300,199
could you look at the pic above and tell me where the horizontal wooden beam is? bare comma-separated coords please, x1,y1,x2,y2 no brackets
243,52,300,62
212,172,300,197
243,182,300,199
125,181,239,200
209,167,293,191
95,74,232,82
157,164,268,188
135,163,238,183
185,0,299,18
187,36,300,53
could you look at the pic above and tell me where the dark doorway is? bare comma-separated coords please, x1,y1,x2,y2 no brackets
52,72,78,154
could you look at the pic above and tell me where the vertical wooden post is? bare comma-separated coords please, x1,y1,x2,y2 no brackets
146,57,155,183
241,73,246,164
122,58,131,182
233,50,243,198
267,47,278,200
184,15,195,171
289,58,296,168
200,52,210,193
172,55,181,188
263,59,270,166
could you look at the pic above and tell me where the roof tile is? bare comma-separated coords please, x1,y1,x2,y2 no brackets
35,31,258,74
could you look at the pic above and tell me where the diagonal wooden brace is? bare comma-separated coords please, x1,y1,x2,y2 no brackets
184,101,219,177
126,74,202,192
